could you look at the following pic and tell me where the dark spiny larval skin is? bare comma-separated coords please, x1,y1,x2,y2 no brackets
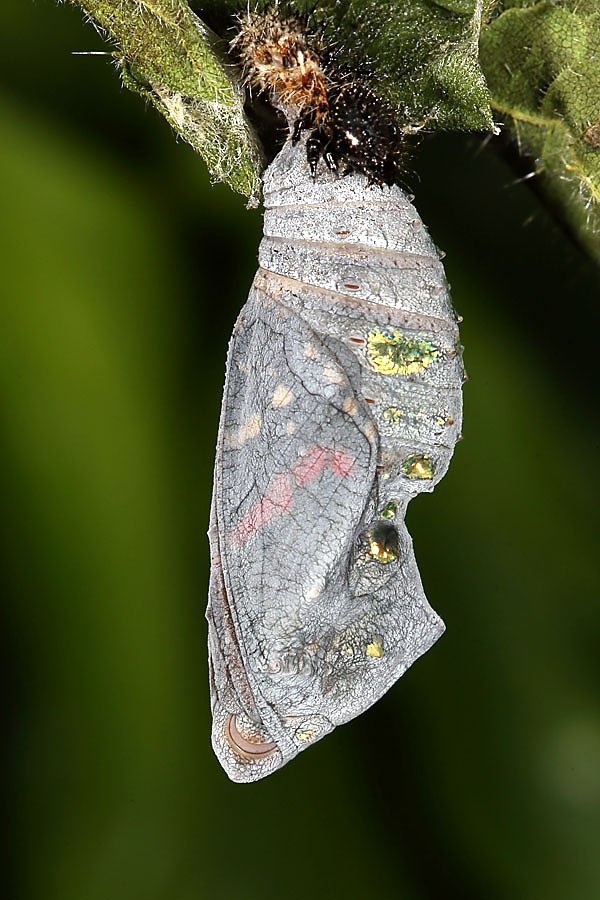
207,140,464,782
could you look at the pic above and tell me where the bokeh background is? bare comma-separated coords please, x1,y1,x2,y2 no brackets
3,2,600,898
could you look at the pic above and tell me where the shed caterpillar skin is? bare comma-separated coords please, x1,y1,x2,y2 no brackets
231,8,329,126
230,8,403,185
206,137,464,782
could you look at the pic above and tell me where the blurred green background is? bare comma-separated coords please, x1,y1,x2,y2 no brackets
3,3,600,899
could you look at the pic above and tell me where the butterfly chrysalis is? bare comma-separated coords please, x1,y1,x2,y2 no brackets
206,9,464,782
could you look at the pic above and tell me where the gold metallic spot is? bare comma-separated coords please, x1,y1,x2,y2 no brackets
225,715,278,761
401,453,434,480
286,421,296,435
366,522,399,564
367,329,439,376
380,501,397,520
383,407,403,424
366,640,383,658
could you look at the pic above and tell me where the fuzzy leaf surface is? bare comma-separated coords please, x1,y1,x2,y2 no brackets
73,0,262,202
480,0,600,262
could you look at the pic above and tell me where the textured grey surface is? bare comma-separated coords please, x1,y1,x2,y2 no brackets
206,139,464,782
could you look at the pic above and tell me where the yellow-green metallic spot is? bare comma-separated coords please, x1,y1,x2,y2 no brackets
380,501,397,520
366,522,399,564
366,640,383,659
401,453,435,480
367,328,439,376
383,407,403,424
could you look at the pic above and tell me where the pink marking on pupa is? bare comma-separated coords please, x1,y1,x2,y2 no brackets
331,449,354,477
229,446,355,547
230,473,292,547
293,445,355,486
292,446,331,487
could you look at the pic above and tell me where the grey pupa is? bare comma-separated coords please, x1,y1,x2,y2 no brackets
206,137,464,782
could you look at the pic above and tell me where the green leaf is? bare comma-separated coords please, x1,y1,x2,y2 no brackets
479,0,600,262
72,0,263,202
316,0,494,131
